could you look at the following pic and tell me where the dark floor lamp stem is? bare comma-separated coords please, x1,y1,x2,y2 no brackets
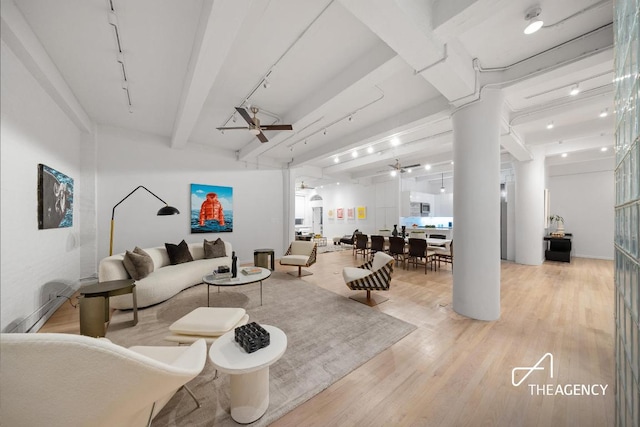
109,185,179,256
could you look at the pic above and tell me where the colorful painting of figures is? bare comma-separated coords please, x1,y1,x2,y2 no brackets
38,164,74,229
191,184,233,233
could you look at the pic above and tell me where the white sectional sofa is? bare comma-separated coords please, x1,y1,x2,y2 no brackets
98,241,232,309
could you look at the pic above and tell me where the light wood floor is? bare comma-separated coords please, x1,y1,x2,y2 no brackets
40,250,615,427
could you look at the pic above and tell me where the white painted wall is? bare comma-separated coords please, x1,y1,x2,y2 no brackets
1,42,84,330
95,126,286,264
547,158,614,260
318,182,377,239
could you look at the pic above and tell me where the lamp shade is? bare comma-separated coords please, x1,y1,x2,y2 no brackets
157,205,180,216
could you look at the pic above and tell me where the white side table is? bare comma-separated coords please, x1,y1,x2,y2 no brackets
208,325,287,423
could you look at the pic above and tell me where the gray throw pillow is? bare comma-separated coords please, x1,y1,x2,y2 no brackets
204,238,226,259
165,240,194,265
122,247,154,280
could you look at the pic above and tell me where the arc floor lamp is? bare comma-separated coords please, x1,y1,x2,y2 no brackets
109,185,180,255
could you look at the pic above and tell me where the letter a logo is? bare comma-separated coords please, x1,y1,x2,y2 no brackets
512,353,554,387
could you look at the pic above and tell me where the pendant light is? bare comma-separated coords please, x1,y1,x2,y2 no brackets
440,173,445,193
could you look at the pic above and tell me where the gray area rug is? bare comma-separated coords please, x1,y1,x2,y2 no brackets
107,272,416,426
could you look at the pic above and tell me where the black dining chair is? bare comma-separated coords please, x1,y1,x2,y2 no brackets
429,234,446,239
407,238,435,274
388,236,408,268
354,233,370,259
369,235,385,260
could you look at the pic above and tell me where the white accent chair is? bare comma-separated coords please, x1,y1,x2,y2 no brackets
280,241,317,276
0,333,207,427
343,252,394,306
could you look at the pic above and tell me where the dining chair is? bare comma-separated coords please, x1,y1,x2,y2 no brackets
388,236,408,268
354,233,370,259
435,239,453,270
429,234,447,239
407,238,435,274
369,235,385,260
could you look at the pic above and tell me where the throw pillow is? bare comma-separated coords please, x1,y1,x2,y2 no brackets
122,247,154,280
165,240,194,265
204,238,226,259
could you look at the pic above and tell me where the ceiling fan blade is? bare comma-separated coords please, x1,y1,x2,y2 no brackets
235,107,254,125
256,132,269,143
404,163,421,169
261,124,293,131
216,126,250,130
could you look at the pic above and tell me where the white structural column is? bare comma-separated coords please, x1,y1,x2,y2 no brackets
452,89,503,321
513,146,546,265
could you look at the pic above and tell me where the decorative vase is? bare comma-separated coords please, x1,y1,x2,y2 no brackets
392,225,398,237
231,251,238,278
401,226,406,238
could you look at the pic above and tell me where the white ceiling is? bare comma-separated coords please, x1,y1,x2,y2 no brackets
5,0,616,187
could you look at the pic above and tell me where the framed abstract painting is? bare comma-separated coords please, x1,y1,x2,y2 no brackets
191,184,233,233
38,164,74,229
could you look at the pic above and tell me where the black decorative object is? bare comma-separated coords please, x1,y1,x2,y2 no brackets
216,265,230,273
235,322,270,353
401,225,406,238
232,251,238,278
392,225,398,237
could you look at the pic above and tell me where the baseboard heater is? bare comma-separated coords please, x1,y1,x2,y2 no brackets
4,276,97,333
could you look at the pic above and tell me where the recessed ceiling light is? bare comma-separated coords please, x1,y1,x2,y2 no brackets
333,157,339,163
569,84,580,96
424,164,431,170
451,161,454,165
391,137,400,146
390,170,397,177
351,151,358,158
336,182,340,185
601,147,608,152
599,108,609,118
407,168,412,173
546,121,554,129
523,7,543,35
367,146,374,154
561,153,568,158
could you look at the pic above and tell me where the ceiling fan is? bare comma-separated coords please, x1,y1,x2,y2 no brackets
216,106,293,143
389,159,420,173
297,181,315,190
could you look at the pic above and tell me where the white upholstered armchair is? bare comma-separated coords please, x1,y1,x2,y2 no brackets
0,333,207,427
343,251,395,306
280,240,317,276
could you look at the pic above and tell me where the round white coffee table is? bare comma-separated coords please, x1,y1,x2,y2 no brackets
208,325,287,423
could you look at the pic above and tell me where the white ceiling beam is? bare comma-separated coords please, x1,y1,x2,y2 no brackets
237,45,400,161
542,135,612,157
170,0,253,149
339,0,476,101
289,96,451,167
1,0,93,133
347,137,453,179
499,113,532,161
509,85,613,126
525,120,613,146
477,25,613,89
431,0,511,39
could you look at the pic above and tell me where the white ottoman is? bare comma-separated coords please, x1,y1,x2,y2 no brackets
165,307,248,344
